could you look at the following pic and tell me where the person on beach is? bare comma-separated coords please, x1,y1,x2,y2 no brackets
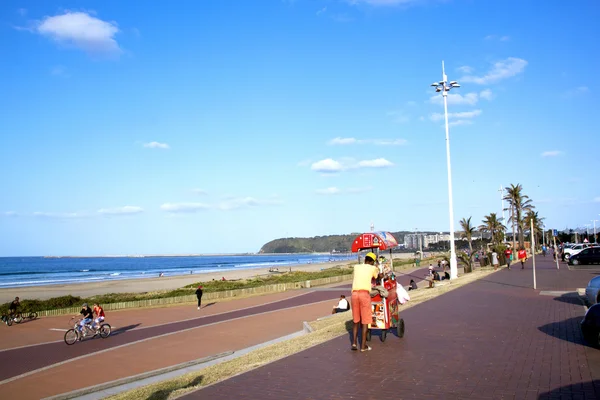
92,303,105,330
491,249,499,271
195,285,203,310
351,252,379,352
332,295,350,314
518,248,527,269
504,247,513,270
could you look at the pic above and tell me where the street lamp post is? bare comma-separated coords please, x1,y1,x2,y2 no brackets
431,61,460,280
585,224,591,242
499,185,506,243
593,219,599,243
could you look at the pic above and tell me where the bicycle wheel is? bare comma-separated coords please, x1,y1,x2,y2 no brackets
14,313,23,324
28,311,38,320
99,323,111,338
2,315,12,326
64,329,79,345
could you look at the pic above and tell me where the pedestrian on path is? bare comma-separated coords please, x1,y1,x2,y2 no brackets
195,285,203,310
504,247,513,270
492,249,499,271
518,248,527,269
351,252,379,352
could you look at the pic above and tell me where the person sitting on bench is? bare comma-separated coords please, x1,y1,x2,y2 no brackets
332,295,350,314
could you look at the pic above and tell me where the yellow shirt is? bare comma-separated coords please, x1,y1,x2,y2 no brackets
352,263,379,291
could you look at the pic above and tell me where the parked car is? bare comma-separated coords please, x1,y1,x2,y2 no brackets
581,303,600,348
585,276,600,305
569,247,600,266
564,243,596,261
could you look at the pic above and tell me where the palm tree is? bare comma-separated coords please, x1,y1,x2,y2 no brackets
459,217,477,255
524,211,545,249
479,213,505,246
503,184,534,249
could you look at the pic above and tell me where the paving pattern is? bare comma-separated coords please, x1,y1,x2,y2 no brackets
183,258,600,400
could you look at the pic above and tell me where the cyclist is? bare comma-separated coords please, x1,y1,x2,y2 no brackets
92,303,105,331
76,303,94,336
8,297,20,321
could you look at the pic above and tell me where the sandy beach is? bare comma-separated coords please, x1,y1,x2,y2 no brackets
0,252,424,303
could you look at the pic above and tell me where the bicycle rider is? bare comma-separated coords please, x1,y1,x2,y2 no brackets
76,303,94,334
92,303,105,331
8,297,20,321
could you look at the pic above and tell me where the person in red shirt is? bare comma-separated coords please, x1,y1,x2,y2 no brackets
504,247,513,270
517,248,527,269
92,303,105,330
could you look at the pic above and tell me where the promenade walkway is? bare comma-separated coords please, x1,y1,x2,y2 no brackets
183,257,600,399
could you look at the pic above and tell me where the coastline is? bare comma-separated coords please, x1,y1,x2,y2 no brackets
0,252,424,303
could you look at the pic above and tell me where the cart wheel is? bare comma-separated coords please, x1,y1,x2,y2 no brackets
381,329,387,342
397,319,405,338
366,330,371,342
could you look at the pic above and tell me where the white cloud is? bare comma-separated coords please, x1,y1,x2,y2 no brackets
457,66,473,74
316,187,341,195
328,137,407,146
35,12,121,55
316,7,327,15
430,109,482,122
329,137,357,145
541,151,562,157
191,188,208,195
430,92,479,106
218,197,283,210
33,211,87,219
97,206,143,215
311,158,345,173
594,197,600,203
479,89,493,100
357,158,394,168
311,157,394,173
17,8,27,16
2,211,18,217
460,57,528,85
160,203,210,213
143,141,170,149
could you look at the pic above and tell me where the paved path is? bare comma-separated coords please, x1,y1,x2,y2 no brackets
0,267,430,399
182,258,600,400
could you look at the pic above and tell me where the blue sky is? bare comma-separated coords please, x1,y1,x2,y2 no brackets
1,0,599,256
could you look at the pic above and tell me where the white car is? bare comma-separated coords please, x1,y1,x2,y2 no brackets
585,275,600,305
564,244,594,261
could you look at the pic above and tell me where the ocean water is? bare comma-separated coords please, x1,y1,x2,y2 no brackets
0,254,355,288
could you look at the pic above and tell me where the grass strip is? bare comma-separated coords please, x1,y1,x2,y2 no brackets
106,266,498,400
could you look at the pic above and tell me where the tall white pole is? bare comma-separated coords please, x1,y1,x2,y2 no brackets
442,61,458,280
531,218,537,290
499,185,506,243
593,220,598,243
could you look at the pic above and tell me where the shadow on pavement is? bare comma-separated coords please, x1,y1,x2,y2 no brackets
553,293,584,306
479,278,532,289
537,381,600,399
111,323,141,336
202,302,216,309
537,317,588,347
146,375,204,400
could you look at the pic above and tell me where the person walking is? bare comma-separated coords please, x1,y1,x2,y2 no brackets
195,285,203,310
491,249,499,271
504,247,513,270
518,247,527,269
351,252,379,352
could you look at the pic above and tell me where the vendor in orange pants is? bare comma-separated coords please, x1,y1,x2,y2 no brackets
351,252,379,352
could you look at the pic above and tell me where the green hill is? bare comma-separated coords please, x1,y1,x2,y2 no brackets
259,231,413,253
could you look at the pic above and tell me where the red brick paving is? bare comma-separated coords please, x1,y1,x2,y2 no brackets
183,257,600,400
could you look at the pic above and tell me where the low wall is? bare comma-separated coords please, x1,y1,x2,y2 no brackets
37,273,355,317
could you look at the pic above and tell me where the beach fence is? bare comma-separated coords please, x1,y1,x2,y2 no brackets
36,273,355,317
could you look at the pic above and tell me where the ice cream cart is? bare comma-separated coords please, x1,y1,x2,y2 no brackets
351,231,405,342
